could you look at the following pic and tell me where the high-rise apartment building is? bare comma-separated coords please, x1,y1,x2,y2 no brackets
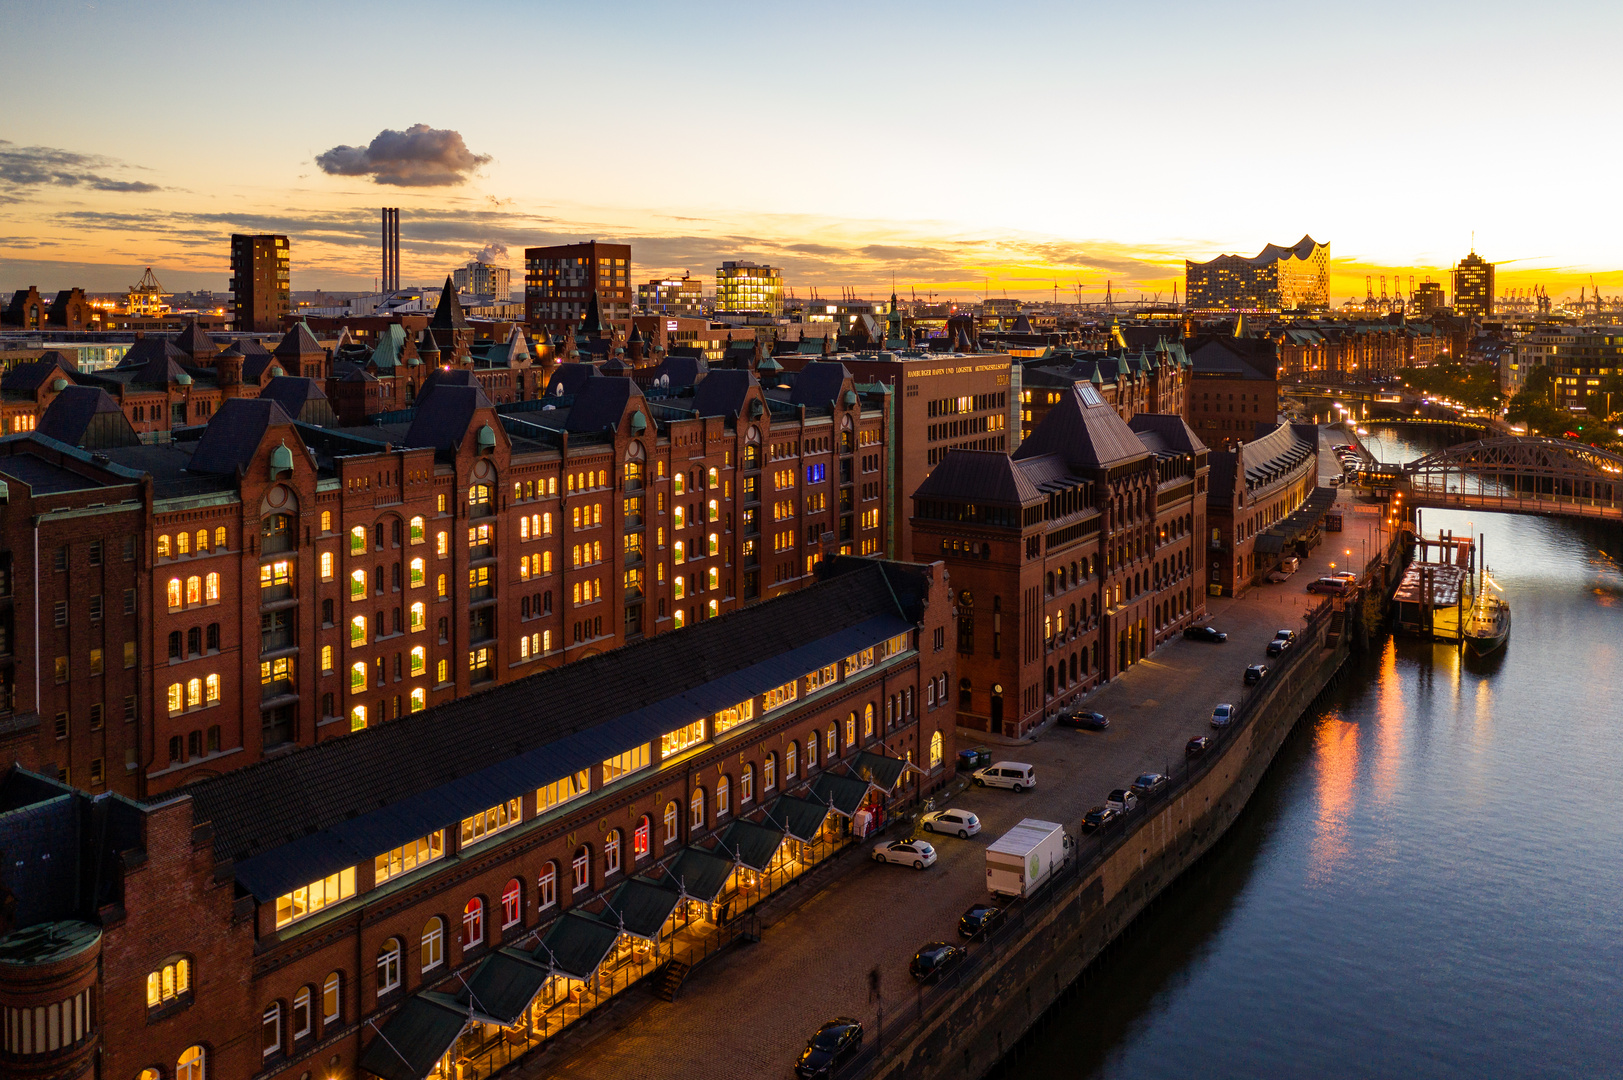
1452,251,1495,319
716,261,784,315
639,274,704,316
524,241,632,335
453,260,511,299
1185,235,1330,313
229,234,291,332
1412,279,1445,318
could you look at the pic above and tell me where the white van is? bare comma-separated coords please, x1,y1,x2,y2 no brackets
972,762,1036,792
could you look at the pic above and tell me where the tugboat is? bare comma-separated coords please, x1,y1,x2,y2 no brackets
1465,572,1511,657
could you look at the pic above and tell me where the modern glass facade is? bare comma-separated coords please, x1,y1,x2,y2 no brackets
1185,235,1330,312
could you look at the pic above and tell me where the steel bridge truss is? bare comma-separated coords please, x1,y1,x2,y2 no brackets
1401,436,1623,519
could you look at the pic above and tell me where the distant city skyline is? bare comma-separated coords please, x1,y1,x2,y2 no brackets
4,0,1622,305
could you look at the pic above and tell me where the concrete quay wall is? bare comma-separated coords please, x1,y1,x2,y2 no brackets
871,620,1351,1080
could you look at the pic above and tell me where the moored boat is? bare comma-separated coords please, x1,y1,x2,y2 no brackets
1465,593,1510,656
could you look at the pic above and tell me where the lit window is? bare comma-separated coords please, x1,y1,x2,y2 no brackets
663,801,679,844
350,569,366,600
350,705,366,731
661,719,705,758
167,578,182,609
459,797,523,846
502,878,523,926
350,615,366,646
145,957,191,1009
376,940,401,993
421,918,444,970
205,674,220,703
763,679,797,712
538,863,557,909
409,558,425,587
376,831,444,884
410,687,426,711
320,552,334,580
716,775,730,818
321,645,333,673
186,576,201,605
410,602,425,632
603,743,651,782
605,831,621,875
177,532,190,556
409,516,425,544
275,866,357,928
538,769,589,812
350,526,366,555
930,730,943,768
322,973,341,1024
157,535,171,558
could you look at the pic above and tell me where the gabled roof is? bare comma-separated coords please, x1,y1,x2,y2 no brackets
369,324,406,370
404,384,493,454
913,449,1043,505
565,377,640,434
429,277,469,330
1127,413,1206,456
788,360,849,410
648,355,704,390
1013,384,1148,471
692,368,758,420
1,358,69,393
116,335,188,371
545,363,598,397
173,320,217,358
37,387,140,449
259,376,339,427
187,398,295,475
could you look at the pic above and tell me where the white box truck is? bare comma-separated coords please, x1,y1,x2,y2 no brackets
985,818,1071,898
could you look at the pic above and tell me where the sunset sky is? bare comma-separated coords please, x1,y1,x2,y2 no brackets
4,0,1623,305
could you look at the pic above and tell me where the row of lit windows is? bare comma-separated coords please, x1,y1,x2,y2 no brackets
156,528,227,558
165,574,220,610
165,675,221,714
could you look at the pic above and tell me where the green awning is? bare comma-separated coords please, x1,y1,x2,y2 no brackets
536,912,619,980
810,771,871,818
458,947,552,1026
715,818,785,871
849,750,905,792
762,794,830,842
597,877,681,940
358,993,468,1080
658,847,734,903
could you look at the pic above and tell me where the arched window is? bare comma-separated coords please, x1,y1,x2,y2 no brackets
827,723,838,759
146,955,192,1008
186,576,201,605
806,731,818,769
846,712,857,748
715,776,730,819
186,678,202,708
167,578,182,609
410,646,426,676
786,741,798,779
322,972,342,1025
764,752,777,791
690,787,705,830
538,862,557,909
177,532,190,555
502,879,523,927
457,897,483,950
633,815,651,858
740,764,754,805
707,498,719,522
605,830,622,875
196,529,209,552
421,918,444,970
177,1045,206,1080
292,986,313,1040
409,557,425,587
663,801,679,845
205,673,220,703
410,687,426,712
930,731,943,769
376,939,401,993
320,551,334,580
262,1001,282,1057
708,532,719,556
572,847,590,893
410,602,425,632
157,534,171,558
409,516,425,544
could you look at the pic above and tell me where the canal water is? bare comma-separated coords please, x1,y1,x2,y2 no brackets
1004,426,1623,1080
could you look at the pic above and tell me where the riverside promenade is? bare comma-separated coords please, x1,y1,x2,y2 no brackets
515,432,1393,1080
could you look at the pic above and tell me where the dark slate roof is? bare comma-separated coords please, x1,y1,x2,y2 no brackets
540,912,618,979
356,994,466,1080
459,947,552,1025
414,367,481,406
1127,413,1207,456
174,560,930,901
849,750,905,792
1013,384,1148,471
760,794,829,842
173,320,217,357
913,450,1042,505
598,876,680,939
714,819,785,872
403,384,492,455
563,377,639,434
430,277,469,330
259,376,339,427
271,321,325,360
788,360,849,409
544,363,599,398
1,359,67,393
1187,337,1277,380
809,771,870,817
649,355,704,389
691,368,757,419
657,847,733,903
1010,312,1034,334
37,387,139,449
416,329,441,356
186,398,294,475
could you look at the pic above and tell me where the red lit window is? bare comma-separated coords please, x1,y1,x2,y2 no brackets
501,879,522,927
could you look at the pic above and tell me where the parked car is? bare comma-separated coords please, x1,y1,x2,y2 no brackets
909,942,965,982
1266,637,1292,657
957,747,993,772
1186,736,1213,756
796,1018,863,1078
1307,577,1354,595
1332,571,1358,583
1274,628,1296,643
973,762,1036,791
1105,788,1139,813
872,838,937,869
1183,624,1228,643
958,902,1006,939
1057,708,1109,731
1131,772,1169,795
921,809,981,838
1081,805,1121,832
1211,703,1235,728
1245,663,1268,685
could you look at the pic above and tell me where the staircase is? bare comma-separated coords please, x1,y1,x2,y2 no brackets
653,960,690,1001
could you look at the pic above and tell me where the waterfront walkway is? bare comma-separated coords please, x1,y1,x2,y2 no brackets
513,431,1393,1080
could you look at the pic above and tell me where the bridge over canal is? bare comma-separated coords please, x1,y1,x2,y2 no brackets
1392,436,1623,522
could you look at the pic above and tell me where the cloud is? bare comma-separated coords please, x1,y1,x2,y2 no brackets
0,140,161,196
315,125,491,187
472,242,508,264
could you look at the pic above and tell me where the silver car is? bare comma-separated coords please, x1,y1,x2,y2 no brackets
920,809,981,838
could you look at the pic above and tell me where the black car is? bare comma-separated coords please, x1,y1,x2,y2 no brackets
1245,663,1268,685
1057,709,1108,731
958,903,1005,939
1186,735,1213,756
796,1018,864,1078
1266,637,1292,657
1131,772,1169,795
1183,624,1228,643
957,747,993,772
909,942,965,982
1082,805,1121,832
